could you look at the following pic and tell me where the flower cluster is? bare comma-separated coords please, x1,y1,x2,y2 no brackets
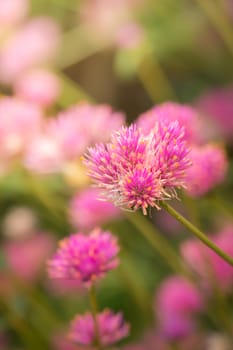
84,122,191,214
69,309,130,346
47,228,119,287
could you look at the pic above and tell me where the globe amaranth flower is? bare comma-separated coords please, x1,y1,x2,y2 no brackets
83,121,191,215
137,102,201,144
155,276,203,340
69,188,120,232
185,143,228,197
69,309,130,346
47,228,119,287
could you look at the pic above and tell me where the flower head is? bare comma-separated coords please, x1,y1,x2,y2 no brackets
47,229,119,287
185,143,228,197
84,121,191,214
69,188,120,231
69,309,130,346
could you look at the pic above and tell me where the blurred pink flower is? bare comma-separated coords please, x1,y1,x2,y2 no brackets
115,22,144,49
185,143,228,197
4,232,55,283
50,103,125,161
69,188,121,231
181,225,233,291
0,0,28,29
137,102,201,144
0,97,43,159
69,309,130,346
84,122,191,214
197,86,233,141
80,0,143,46
0,17,60,84
14,69,61,107
156,276,203,340
52,332,84,350
48,228,119,287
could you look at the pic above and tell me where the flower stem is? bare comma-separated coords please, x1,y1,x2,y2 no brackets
160,201,233,267
88,285,103,350
124,211,189,276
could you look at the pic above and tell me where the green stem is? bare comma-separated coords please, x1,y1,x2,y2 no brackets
88,285,103,350
160,201,233,266
123,211,189,276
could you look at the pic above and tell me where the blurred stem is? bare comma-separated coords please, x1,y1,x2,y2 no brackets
195,0,233,58
160,201,233,266
88,285,103,350
123,211,189,276
137,54,176,102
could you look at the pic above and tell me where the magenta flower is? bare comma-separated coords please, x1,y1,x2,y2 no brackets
137,102,201,144
84,122,191,214
47,229,119,287
69,309,130,346
69,188,120,231
185,143,228,197
155,276,203,340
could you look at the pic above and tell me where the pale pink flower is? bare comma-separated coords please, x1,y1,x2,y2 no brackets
137,102,201,144
84,122,191,215
115,22,144,49
185,143,228,197
14,69,60,107
69,188,120,231
181,225,233,291
4,233,55,283
47,229,119,287
0,0,28,29
0,97,42,159
0,17,60,84
69,309,130,346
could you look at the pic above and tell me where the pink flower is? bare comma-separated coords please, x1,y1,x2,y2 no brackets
0,97,42,159
4,233,55,283
69,309,130,346
14,69,60,107
50,103,125,161
69,188,120,231
115,22,144,49
0,0,28,29
84,122,191,214
156,276,203,340
181,225,233,291
185,143,228,197
197,86,233,140
137,102,201,144
47,229,119,287
0,17,60,84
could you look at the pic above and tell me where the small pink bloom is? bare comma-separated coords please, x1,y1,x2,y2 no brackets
185,143,228,197
181,225,233,291
0,97,42,159
14,69,60,107
115,22,144,49
50,103,125,161
47,229,119,287
69,309,130,346
0,17,60,83
4,233,55,283
69,188,120,231
137,102,201,144
84,122,191,214
0,0,28,28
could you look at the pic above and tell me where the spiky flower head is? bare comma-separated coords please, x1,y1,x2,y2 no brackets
47,229,119,287
83,121,191,215
69,309,130,346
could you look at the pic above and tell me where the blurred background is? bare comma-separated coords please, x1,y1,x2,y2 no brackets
0,0,233,349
